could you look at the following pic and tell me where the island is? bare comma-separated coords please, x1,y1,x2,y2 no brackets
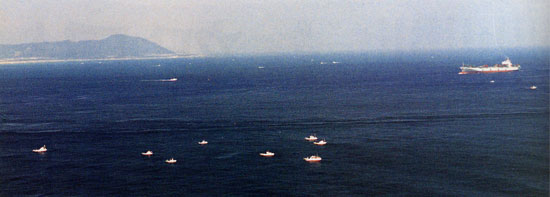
0,34,191,64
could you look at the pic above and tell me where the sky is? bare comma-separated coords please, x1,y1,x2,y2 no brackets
1,0,548,55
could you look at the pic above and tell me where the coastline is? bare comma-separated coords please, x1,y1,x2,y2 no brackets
0,54,202,65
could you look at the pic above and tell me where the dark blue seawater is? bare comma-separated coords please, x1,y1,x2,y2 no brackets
1,50,548,196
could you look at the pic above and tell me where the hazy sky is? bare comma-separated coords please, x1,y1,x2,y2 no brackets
1,0,548,55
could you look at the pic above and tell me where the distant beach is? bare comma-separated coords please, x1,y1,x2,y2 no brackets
0,55,201,65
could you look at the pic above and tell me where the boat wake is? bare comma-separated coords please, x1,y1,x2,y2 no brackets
141,78,177,82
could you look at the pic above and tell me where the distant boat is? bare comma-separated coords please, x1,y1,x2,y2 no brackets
332,61,340,64
167,78,177,82
198,140,208,145
259,151,275,157
459,58,520,74
258,66,265,69
32,145,47,153
141,150,153,156
530,86,537,90
490,80,495,83
165,158,177,164
304,155,322,162
313,140,327,146
305,135,318,141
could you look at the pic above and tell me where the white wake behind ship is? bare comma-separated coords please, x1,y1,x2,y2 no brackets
459,58,520,74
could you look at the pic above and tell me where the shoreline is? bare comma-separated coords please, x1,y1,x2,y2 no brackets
0,55,202,65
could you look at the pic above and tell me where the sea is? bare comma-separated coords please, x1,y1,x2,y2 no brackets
1,49,548,196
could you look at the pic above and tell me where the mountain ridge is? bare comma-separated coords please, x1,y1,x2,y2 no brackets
0,34,174,59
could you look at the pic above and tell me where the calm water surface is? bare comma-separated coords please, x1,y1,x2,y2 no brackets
1,51,548,196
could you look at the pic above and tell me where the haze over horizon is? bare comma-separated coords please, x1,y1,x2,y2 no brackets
1,0,548,55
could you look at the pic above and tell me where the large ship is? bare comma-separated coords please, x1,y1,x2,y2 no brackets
459,58,520,74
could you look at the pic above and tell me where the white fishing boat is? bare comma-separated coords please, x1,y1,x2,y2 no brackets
198,140,208,145
141,150,153,156
165,158,177,164
259,151,275,157
313,140,327,146
304,155,322,162
530,86,537,90
305,135,318,141
32,145,47,153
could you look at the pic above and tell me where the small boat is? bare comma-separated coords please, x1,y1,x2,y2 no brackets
167,78,177,82
490,80,495,83
32,145,47,153
313,140,327,146
530,86,537,90
198,140,208,145
304,155,322,162
305,135,318,141
141,150,153,156
165,158,177,164
259,151,275,157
